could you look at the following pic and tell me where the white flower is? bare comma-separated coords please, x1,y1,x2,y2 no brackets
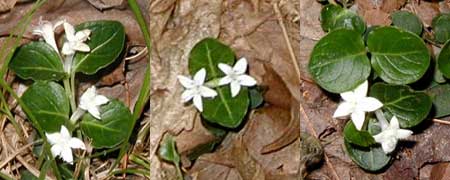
218,57,257,97
32,17,64,53
79,86,109,119
373,116,413,154
46,125,85,164
61,22,91,55
333,81,383,130
178,68,218,112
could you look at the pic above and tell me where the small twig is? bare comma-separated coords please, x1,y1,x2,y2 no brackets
0,141,37,168
124,47,148,61
433,119,450,125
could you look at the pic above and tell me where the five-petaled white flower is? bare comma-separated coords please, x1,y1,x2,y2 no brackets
46,125,85,164
178,68,218,112
61,22,91,55
79,86,109,119
373,116,413,154
333,81,383,131
218,58,257,97
32,17,64,53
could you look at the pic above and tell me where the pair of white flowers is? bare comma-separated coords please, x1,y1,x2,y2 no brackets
33,18,91,56
177,57,257,112
333,81,412,154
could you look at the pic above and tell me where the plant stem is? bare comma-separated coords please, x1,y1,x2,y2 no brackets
0,171,15,180
129,154,150,170
63,78,76,113
375,110,388,130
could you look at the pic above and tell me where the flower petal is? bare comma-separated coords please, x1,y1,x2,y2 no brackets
356,97,383,112
389,116,400,129
193,95,203,112
381,141,396,154
94,95,109,106
75,29,91,41
237,75,256,86
332,102,354,118
177,75,195,89
230,81,241,97
395,129,413,139
72,42,90,52
340,91,356,102
181,89,195,102
61,146,74,164
218,76,232,85
69,138,86,150
62,42,74,55
194,68,207,85
87,105,101,119
351,111,366,130
218,63,233,75
199,86,217,98
50,144,63,157
46,132,62,145
233,57,248,74
353,80,368,98
63,22,76,41
59,125,71,140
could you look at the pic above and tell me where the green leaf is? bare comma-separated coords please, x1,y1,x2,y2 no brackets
343,121,376,147
249,87,264,109
158,134,180,165
188,38,249,128
370,83,432,128
308,29,370,93
80,100,133,148
391,11,423,35
188,38,235,79
367,27,430,84
21,81,69,132
20,170,38,180
73,20,125,75
432,13,450,44
320,4,366,34
9,42,65,81
344,139,391,172
367,117,382,135
426,83,450,118
438,40,450,78
202,86,249,128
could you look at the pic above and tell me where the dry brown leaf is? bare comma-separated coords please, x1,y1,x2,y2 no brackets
363,9,391,26
0,0,16,13
87,0,125,10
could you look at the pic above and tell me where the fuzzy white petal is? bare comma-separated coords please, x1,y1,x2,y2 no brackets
47,132,62,146
230,81,241,97
219,76,232,85
181,89,195,102
177,75,195,89
193,95,203,112
381,139,397,154
69,138,86,150
62,42,74,55
351,111,366,130
193,68,206,85
396,129,413,139
389,116,400,129
218,63,233,75
332,102,354,118
353,81,368,98
61,146,74,164
233,58,248,74
75,29,91,41
94,95,109,106
199,86,217,98
63,22,76,41
87,106,101,119
50,144,63,157
73,42,90,52
356,97,383,112
340,91,356,102
237,75,256,86
59,126,71,139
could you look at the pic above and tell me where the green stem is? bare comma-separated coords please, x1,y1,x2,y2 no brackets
0,171,15,180
63,78,76,114
111,168,150,178
129,154,150,169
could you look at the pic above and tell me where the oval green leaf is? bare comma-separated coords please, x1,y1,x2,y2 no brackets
80,100,133,148
188,38,249,128
391,11,423,35
73,20,125,75
426,83,450,118
10,42,65,81
320,4,366,34
343,121,376,147
432,13,450,44
437,40,450,78
308,29,370,93
21,81,69,132
158,134,180,164
367,27,430,84
344,139,391,172
188,38,235,79
370,83,432,128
